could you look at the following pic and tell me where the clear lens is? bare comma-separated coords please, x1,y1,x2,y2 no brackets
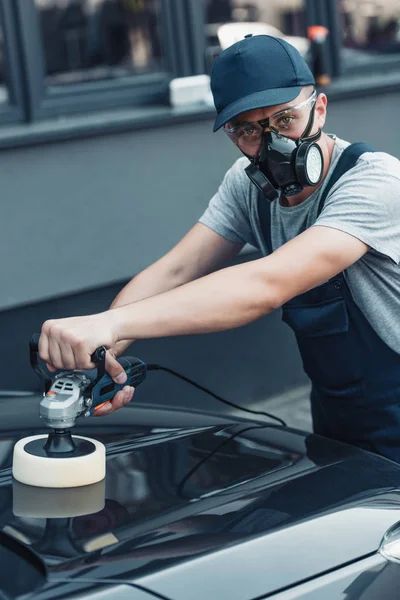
225,92,316,153
228,123,264,153
269,107,305,134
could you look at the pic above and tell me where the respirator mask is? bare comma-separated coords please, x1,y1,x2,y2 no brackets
244,127,324,200
225,90,324,201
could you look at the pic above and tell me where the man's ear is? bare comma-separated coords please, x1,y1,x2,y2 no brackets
314,93,328,129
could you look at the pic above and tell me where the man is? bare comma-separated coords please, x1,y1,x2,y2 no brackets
39,35,400,460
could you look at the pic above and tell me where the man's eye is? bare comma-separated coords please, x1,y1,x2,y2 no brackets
241,126,257,137
278,116,294,126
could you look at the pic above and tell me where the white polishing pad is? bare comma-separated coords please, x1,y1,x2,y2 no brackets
12,434,106,488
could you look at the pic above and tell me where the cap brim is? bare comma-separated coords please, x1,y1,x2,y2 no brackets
213,86,303,132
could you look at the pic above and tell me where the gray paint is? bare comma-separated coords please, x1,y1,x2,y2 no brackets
0,119,236,309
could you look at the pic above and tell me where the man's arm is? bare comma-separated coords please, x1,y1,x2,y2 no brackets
41,223,244,415
108,225,368,338
39,225,368,369
110,222,244,356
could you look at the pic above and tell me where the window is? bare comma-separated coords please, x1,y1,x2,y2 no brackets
340,0,400,72
0,0,399,131
0,23,9,103
0,0,25,123
16,0,201,120
34,0,164,87
204,0,309,72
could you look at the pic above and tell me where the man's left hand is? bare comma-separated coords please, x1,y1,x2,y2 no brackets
39,313,118,372
38,313,135,415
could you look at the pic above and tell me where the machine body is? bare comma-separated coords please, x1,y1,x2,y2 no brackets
39,355,147,430
29,334,147,431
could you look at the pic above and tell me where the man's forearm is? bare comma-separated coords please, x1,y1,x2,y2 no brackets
109,224,245,351
109,262,191,353
110,264,185,310
109,259,276,341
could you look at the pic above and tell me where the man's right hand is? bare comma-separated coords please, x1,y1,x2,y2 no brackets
94,348,135,416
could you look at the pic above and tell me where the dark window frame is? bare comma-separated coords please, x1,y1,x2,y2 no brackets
306,0,400,79
0,0,26,124
14,0,206,122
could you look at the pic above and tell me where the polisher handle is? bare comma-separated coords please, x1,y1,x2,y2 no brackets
29,333,41,352
29,334,103,390
29,333,54,392
30,334,107,365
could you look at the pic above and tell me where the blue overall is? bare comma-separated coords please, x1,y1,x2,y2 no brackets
258,143,400,462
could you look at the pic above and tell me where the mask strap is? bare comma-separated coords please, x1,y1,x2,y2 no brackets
300,102,320,142
303,128,322,143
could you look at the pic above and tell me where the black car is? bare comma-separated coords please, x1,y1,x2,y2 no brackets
2,389,400,600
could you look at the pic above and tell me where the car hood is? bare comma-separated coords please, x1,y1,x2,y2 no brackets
1,399,400,600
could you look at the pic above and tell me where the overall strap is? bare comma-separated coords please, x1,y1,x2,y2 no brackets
316,142,375,216
257,186,274,254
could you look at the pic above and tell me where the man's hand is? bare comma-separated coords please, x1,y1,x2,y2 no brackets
39,313,134,415
39,312,118,370
94,349,135,416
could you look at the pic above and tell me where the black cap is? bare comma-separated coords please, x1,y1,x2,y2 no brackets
211,34,315,132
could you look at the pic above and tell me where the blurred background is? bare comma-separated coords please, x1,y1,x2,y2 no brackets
0,0,399,424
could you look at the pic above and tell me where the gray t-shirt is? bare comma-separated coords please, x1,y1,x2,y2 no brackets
199,137,400,354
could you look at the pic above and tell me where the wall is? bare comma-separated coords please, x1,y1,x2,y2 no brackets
0,118,233,309
1,90,399,409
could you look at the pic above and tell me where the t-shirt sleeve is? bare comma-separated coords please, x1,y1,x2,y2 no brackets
199,158,257,246
314,152,400,264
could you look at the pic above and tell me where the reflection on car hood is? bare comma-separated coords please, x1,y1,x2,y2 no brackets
1,403,400,600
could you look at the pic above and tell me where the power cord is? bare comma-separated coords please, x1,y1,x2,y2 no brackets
147,364,287,427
